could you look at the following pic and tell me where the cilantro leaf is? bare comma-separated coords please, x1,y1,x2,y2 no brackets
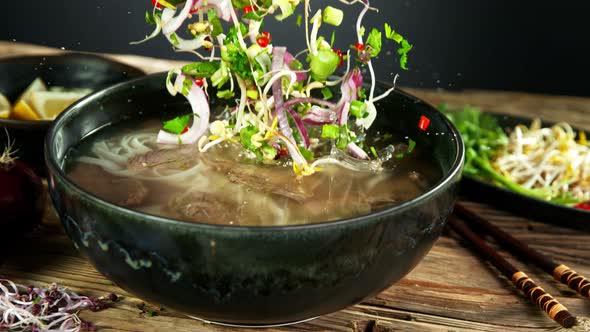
366,28,382,58
243,10,265,21
299,146,314,161
384,23,413,70
182,62,220,78
384,23,403,43
207,9,223,37
163,114,192,134
240,125,259,151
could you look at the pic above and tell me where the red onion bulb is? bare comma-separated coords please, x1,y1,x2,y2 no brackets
0,142,45,236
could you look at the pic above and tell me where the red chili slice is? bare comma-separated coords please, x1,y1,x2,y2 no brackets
575,201,590,211
355,43,365,52
333,49,344,67
151,0,163,9
243,5,255,14
257,32,271,48
195,78,204,87
190,6,199,14
181,125,189,134
418,115,431,131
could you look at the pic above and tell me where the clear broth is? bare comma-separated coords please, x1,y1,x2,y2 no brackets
65,120,440,226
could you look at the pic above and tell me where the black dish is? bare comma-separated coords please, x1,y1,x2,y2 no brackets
45,73,464,325
460,112,590,231
0,53,145,175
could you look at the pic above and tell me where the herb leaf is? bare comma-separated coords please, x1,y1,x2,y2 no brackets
163,114,192,134
182,62,221,78
366,28,382,58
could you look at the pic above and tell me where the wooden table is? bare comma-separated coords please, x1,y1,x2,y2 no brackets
2,42,590,332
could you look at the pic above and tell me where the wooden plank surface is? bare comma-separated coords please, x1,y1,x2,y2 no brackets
2,42,590,332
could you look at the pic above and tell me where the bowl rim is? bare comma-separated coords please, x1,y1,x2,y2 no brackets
0,52,145,127
45,72,465,232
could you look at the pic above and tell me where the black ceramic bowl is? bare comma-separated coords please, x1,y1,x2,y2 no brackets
45,73,464,326
0,53,144,175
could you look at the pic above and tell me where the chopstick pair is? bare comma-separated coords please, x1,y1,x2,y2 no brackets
448,203,590,328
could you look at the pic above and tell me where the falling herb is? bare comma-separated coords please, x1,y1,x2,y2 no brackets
163,114,192,135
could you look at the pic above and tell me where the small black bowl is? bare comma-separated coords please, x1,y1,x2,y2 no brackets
0,53,145,175
45,73,464,326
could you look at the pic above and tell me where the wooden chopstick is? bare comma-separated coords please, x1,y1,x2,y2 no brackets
455,203,590,301
447,216,576,328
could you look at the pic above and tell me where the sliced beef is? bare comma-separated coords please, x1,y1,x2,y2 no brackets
203,158,315,202
68,164,149,207
167,191,239,223
127,146,200,171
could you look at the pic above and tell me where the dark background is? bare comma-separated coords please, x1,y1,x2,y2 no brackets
2,1,589,96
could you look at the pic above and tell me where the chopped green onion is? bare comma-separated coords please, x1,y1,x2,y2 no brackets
208,9,224,37
408,138,416,153
169,33,179,46
296,14,303,27
310,49,341,81
246,89,259,100
370,146,378,158
323,6,344,26
350,100,368,118
181,77,192,96
336,125,350,149
321,124,339,139
211,62,229,88
163,114,192,134
321,87,333,100
217,90,235,99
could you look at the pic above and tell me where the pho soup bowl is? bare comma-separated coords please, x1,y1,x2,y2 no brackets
45,73,464,326
0,53,144,175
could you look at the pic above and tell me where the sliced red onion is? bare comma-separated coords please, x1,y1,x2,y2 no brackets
202,0,232,22
162,0,195,35
287,108,310,148
303,105,337,125
335,68,363,126
276,97,336,125
348,142,369,160
271,47,287,110
157,74,210,144
270,47,296,144
338,101,350,125
282,97,336,110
